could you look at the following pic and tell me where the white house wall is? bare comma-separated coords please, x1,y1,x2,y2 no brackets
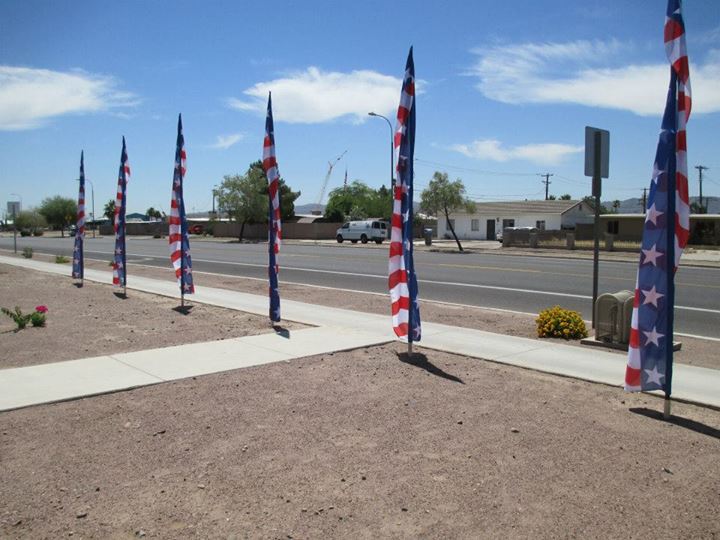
437,213,563,240
561,203,595,227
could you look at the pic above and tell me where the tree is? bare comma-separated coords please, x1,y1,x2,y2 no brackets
103,199,116,222
216,161,301,241
547,195,557,200
324,181,392,223
38,196,76,237
612,200,621,213
14,210,46,233
582,196,609,214
146,207,163,221
420,171,476,252
559,194,572,200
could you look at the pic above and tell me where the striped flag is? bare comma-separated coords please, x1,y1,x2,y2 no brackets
262,93,281,322
112,137,130,287
71,151,85,280
388,47,421,341
625,0,691,395
169,114,195,295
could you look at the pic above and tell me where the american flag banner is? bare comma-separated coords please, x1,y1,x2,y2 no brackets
262,93,281,322
388,47,421,342
625,0,691,395
169,114,195,296
112,137,130,288
71,151,85,280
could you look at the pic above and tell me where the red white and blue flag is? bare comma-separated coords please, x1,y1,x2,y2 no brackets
389,47,421,342
625,0,691,395
262,93,281,322
112,137,130,287
72,151,85,280
169,114,195,295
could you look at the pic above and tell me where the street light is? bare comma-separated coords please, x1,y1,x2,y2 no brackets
368,112,395,196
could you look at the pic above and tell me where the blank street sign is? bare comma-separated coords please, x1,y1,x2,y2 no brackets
585,126,609,178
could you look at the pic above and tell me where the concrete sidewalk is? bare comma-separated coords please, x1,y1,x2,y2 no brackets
1,255,718,411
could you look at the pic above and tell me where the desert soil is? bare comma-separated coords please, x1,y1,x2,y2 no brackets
0,263,306,369
1,342,719,538
1,258,719,538
40,252,720,371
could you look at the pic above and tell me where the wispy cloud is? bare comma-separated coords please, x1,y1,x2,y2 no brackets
468,40,720,115
228,67,401,123
208,133,244,150
450,139,583,165
0,66,138,130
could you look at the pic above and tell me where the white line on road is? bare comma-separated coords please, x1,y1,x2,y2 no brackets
74,249,720,316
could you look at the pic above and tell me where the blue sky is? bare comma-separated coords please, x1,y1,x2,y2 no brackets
1,0,719,217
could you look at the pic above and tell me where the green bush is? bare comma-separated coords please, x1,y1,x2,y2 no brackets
20,230,31,237
1,306,33,330
536,306,588,340
55,255,70,264
22,247,33,258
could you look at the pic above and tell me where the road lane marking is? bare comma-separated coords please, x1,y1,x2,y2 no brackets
16,248,720,316
99,261,720,342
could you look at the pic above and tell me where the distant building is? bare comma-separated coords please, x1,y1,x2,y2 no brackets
600,213,720,245
438,200,594,240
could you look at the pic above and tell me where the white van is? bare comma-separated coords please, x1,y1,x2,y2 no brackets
336,220,388,244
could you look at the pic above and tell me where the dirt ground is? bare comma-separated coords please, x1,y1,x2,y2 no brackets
51,254,720,371
0,263,306,369
1,342,719,539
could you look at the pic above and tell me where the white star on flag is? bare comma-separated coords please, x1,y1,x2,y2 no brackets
412,324,421,340
641,285,664,307
641,244,663,266
643,326,664,347
644,365,665,386
645,204,663,226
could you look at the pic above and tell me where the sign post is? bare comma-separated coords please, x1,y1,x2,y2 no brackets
7,201,20,254
585,127,609,328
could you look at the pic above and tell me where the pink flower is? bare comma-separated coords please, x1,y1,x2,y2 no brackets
35,305,48,314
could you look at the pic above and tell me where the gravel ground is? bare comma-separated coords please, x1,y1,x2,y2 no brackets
1,258,719,538
0,263,306,369
1,343,718,538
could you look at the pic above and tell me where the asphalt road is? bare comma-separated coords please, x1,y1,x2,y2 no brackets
2,235,719,339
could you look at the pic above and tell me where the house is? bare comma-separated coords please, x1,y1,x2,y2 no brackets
599,213,720,245
437,200,594,241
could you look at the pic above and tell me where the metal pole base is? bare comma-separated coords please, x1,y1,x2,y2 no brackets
663,398,672,420
407,342,413,357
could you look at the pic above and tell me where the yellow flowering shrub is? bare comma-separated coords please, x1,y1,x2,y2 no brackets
536,305,588,340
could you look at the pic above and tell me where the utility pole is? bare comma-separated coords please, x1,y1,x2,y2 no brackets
641,188,647,212
695,165,708,213
539,173,553,200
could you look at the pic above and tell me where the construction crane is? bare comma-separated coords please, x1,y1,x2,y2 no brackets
315,150,347,212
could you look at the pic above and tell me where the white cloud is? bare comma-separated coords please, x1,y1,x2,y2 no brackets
209,133,244,150
228,67,401,123
468,40,720,115
0,66,138,130
450,139,583,165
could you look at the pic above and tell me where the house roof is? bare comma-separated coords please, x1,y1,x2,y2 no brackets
461,200,584,216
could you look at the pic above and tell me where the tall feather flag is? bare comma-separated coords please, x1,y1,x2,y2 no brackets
112,137,130,289
169,114,195,297
71,151,86,280
262,93,282,323
624,0,691,403
388,47,421,343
